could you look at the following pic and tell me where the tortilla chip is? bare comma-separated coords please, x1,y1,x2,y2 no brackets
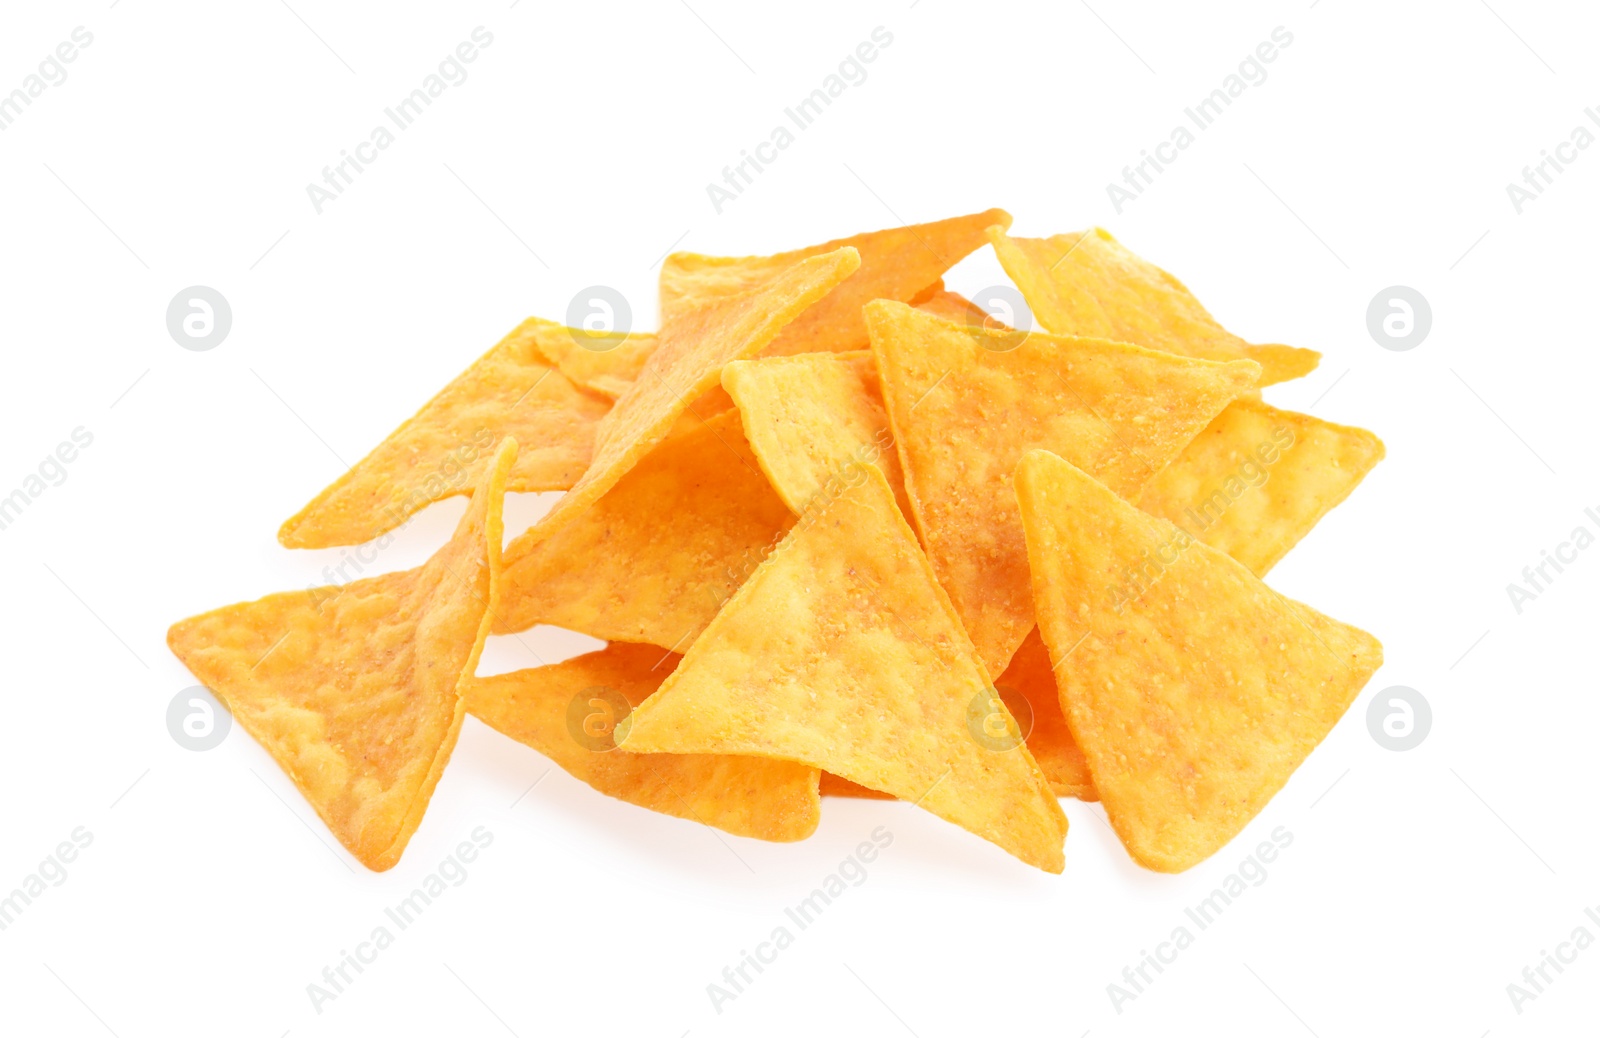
866,299,1259,676
169,439,517,871
505,248,859,566
986,227,1319,386
495,409,793,646
722,350,911,520
465,643,821,840
1136,399,1386,576
661,210,1009,356
278,319,609,549
620,467,1067,873
527,323,658,400
1016,448,1382,872
1000,628,1095,800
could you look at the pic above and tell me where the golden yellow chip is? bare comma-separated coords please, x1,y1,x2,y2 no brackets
466,643,821,841
999,628,1096,800
278,319,609,549
986,227,1320,386
621,467,1067,873
496,409,793,646
1017,448,1382,872
527,322,658,400
1136,399,1386,576
721,350,910,520
506,248,859,566
661,210,1008,356
169,439,517,871
866,299,1259,677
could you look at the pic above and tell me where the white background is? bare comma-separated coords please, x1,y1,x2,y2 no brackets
1,1,1595,1034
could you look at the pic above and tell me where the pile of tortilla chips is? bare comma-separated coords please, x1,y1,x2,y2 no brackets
169,211,1385,874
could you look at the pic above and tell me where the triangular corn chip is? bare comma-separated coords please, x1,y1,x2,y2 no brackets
621,467,1068,873
505,248,859,564
987,227,1320,386
661,210,1009,356
496,409,793,646
721,350,911,520
465,643,821,841
1017,449,1382,872
866,299,1259,676
1136,399,1386,576
279,319,609,549
527,323,658,400
169,439,518,871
